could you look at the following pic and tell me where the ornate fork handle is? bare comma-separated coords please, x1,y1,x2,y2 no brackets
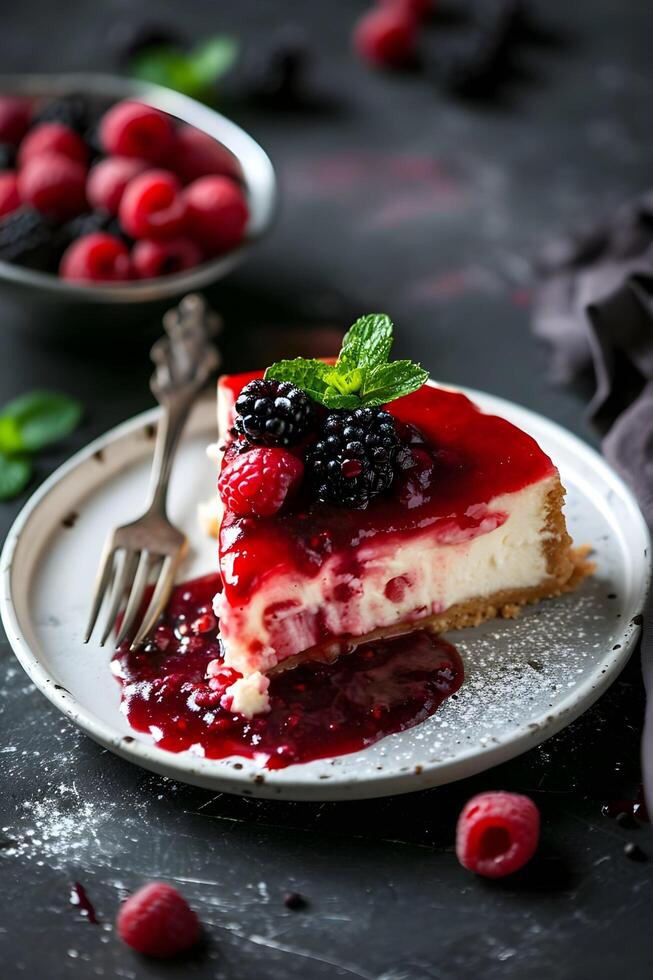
146,294,221,515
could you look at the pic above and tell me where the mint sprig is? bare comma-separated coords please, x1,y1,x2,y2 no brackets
0,391,83,501
265,313,427,409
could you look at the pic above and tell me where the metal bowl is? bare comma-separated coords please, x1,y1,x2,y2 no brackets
0,73,277,340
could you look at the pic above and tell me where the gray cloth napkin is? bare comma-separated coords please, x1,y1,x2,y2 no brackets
533,196,653,811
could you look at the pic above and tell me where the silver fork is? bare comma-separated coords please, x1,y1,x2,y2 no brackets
84,294,221,651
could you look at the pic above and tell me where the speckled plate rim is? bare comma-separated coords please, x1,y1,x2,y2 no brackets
1,384,650,801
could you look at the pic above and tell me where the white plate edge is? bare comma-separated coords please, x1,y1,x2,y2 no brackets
1,383,650,801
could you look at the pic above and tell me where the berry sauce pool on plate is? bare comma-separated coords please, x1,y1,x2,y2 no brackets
112,574,464,769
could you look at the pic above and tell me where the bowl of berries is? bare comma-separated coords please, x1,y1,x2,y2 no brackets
0,73,276,339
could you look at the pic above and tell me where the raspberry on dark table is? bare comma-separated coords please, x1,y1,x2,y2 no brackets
456,791,540,878
306,407,405,509
234,379,316,448
116,882,201,958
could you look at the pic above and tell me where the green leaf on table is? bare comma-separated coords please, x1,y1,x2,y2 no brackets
130,46,193,90
0,391,82,453
189,37,239,86
130,36,239,99
0,452,32,500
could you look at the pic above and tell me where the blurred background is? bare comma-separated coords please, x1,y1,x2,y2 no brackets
1,0,650,445
1,5,652,977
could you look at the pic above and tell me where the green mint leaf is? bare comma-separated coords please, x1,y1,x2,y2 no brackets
0,415,23,454
129,46,192,90
265,358,331,403
360,361,429,407
338,313,394,372
322,366,365,396
1,391,82,453
265,314,427,409
0,452,32,500
130,37,238,99
320,389,362,409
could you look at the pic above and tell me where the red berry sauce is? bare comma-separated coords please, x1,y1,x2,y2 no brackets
69,882,99,924
218,377,556,603
112,573,464,769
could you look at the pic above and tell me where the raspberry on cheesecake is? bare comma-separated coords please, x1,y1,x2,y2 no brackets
209,314,591,715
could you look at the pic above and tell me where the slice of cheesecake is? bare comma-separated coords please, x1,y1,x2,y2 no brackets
209,315,591,717
214,381,588,678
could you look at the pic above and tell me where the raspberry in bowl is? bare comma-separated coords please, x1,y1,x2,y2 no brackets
0,73,276,339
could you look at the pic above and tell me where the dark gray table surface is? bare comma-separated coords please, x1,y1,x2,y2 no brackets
1,2,652,978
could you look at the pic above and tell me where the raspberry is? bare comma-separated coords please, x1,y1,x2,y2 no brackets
99,100,174,163
219,447,303,517
18,123,88,168
456,791,540,878
132,237,203,279
0,97,31,146
87,156,148,215
233,378,316,448
0,173,20,218
306,408,403,509
119,169,187,240
353,7,417,68
60,232,131,282
171,125,242,184
183,176,248,255
18,154,87,220
116,882,201,958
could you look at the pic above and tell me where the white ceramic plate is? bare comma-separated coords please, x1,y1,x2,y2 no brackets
1,387,650,801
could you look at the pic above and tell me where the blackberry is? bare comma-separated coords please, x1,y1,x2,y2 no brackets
32,94,91,134
60,210,126,246
0,207,58,271
233,379,316,447
306,407,405,509
0,142,16,170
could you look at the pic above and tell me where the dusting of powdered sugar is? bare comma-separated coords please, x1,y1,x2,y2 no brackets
302,574,629,775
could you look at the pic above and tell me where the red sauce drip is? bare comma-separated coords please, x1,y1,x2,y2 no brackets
112,574,464,770
218,375,556,601
69,882,98,924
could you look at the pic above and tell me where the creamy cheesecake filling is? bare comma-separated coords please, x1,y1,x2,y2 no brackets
214,477,558,679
